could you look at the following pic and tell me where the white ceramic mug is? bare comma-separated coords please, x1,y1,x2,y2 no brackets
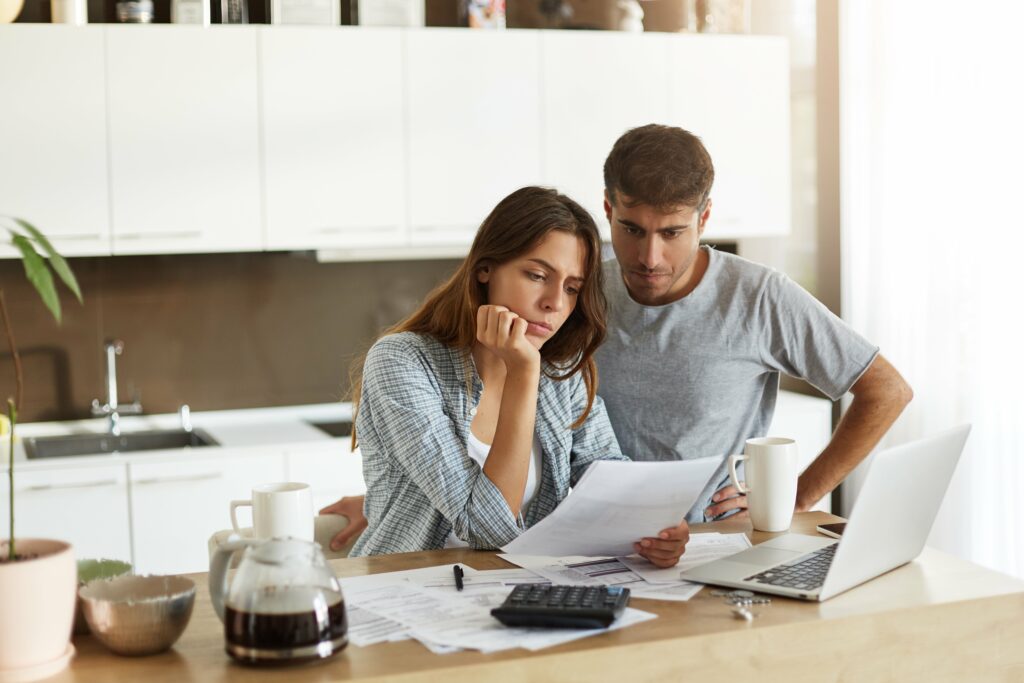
728,437,799,532
230,482,314,541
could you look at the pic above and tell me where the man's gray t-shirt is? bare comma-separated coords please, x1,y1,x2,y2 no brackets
595,247,879,523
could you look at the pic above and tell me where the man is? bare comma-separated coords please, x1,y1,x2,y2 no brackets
595,124,912,521
323,123,912,546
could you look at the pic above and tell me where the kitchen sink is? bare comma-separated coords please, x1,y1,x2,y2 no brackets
24,429,219,460
306,420,353,438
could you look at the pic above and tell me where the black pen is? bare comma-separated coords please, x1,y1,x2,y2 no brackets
453,564,464,591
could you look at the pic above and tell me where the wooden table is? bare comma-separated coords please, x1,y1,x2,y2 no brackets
57,512,1024,682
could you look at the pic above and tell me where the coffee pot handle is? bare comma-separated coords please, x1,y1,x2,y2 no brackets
209,537,258,622
728,454,749,494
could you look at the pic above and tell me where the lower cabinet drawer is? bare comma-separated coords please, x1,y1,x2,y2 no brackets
128,451,286,575
1,463,132,563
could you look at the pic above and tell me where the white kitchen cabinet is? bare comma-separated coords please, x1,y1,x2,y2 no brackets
541,32,672,240
0,26,111,257
105,26,263,255
405,29,544,246
261,27,406,251
668,35,790,237
0,26,791,259
128,450,285,574
285,442,365,513
0,463,131,563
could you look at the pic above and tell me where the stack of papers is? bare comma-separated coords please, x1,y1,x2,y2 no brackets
501,532,752,603
340,564,656,654
340,532,751,654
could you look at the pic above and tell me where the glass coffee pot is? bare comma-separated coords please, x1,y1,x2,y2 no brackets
209,537,347,665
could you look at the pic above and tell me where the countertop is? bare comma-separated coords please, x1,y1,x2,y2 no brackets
4,388,827,472
3,402,354,471
51,512,1024,682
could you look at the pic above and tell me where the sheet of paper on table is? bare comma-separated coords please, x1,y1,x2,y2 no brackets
338,531,750,652
338,564,658,654
500,532,754,603
619,532,753,584
498,554,702,602
501,457,721,557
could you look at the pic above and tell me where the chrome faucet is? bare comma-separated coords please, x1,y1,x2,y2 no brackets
179,404,192,433
91,339,143,436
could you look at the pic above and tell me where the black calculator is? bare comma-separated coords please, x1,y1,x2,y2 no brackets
490,584,630,629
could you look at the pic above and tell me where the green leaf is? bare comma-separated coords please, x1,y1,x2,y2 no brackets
12,235,62,324
14,218,83,304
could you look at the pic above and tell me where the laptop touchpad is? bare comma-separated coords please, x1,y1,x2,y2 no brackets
729,546,803,567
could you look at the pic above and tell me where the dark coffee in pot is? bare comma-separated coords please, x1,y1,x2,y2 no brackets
224,587,347,665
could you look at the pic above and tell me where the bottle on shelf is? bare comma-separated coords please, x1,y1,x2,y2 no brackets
217,0,248,23
172,0,212,24
115,0,154,22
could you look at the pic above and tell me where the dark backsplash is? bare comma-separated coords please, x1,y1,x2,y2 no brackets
0,252,459,423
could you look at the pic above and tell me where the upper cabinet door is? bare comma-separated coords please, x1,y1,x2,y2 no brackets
261,27,406,251
541,32,671,240
406,29,543,247
106,26,262,255
669,36,791,238
0,26,111,258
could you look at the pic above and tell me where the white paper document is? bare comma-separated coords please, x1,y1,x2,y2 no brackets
630,582,704,602
411,566,549,597
345,604,410,647
618,533,753,584
501,532,753,604
408,604,657,654
339,564,657,654
502,457,721,557
499,554,645,588
340,566,476,646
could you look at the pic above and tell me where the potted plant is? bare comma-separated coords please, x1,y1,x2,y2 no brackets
0,217,83,680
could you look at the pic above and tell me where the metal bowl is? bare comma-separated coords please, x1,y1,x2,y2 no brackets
74,559,133,635
78,574,196,656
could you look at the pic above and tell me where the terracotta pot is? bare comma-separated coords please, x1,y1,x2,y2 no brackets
0,0,25,23
0,539,76,675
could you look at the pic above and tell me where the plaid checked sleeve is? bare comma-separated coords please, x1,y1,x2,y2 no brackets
567,373,630,487
552,368,630,485
355,335,523,553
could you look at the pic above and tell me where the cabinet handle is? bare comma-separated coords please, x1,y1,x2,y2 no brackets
133,472,223,486
313,225,400,235
50,234,104,242
415,225,474,233
22,479,119,492
117,231,203,240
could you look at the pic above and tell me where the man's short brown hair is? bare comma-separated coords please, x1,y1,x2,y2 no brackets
603,124,715,212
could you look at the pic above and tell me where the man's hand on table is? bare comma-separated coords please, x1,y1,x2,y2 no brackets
706,483,815,520
634,519,690,568
706,484,749,520
319,495,368,550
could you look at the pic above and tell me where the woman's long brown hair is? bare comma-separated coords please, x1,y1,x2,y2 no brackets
351,186,607,447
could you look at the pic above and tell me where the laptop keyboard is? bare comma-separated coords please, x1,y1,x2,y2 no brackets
744,543,839,591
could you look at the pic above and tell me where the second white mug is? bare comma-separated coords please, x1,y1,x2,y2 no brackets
728,437,799,532
230,482,314,541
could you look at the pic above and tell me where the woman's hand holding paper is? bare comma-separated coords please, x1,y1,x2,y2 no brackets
634,520,691,568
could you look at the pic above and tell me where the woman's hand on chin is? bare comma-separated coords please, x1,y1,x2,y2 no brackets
476,305,541,372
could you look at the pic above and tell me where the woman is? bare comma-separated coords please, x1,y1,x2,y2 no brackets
347,187,689,567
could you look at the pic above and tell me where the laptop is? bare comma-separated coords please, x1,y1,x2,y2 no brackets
680,425,971,602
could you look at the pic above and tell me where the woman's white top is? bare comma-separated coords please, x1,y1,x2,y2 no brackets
444,433,543,549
